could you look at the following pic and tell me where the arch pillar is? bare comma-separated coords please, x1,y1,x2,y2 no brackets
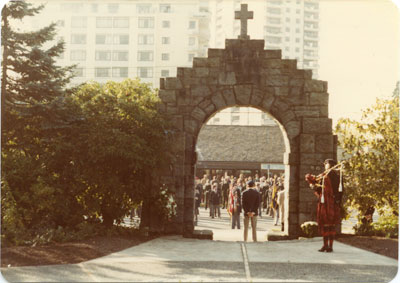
155,38,335,238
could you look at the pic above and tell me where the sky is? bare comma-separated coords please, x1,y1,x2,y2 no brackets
318,0,400,125
245,0,400,125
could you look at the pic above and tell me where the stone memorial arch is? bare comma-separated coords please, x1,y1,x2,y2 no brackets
154,4,336,238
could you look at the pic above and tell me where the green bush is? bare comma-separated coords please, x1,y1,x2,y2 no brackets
300,221,319,238
373,214,398,238
354,213,398,238
353,222,375,236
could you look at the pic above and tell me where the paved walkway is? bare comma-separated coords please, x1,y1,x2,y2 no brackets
1,208,398,282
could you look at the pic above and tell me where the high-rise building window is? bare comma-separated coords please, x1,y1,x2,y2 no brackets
305,31,318,38
96,34,113,44
95,68,110,77
296,18,300,24
91,4,98,13
188,20,196,29
61,3,83,13
266,27,281,34
285,47,289,51
138,67,153,78
161,53,170,61
162,20,170,28
296,38,300,43
266,36,281,44
138,51,153,61
296,28,300,33
114,17,129,28
108,4,119,13
162,37,170,44
113,51,129,61
71,17,87,28
70,50,86,61
74,67,85,77
112,67,128,77
161,70,169,77
296,47,300,52
160,4,171,13
71,34,86,44
285,37,289,42
188,37,196,46
296,9,300,14
95,50,111,61
114,34,129,45
137,4,151,14
286,17,290,22
138,34,154,45
188,53,195,62
139,17,154,28
96,17,113,28
267,17,280,24
267,7,281,14
286,8,290,12
56,20,65,27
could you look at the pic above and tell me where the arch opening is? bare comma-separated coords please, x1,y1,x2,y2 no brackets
193,106,292,240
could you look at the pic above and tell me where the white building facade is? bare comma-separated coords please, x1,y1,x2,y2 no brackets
21,0,319,126
24,0,211,88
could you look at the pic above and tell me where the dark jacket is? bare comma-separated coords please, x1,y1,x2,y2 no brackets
241,188,261,216
210,189,220,205
194,189,201,208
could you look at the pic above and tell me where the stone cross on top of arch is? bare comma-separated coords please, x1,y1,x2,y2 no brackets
235,3,253,40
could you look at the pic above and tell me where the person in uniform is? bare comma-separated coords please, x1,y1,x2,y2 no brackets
306,159,343,252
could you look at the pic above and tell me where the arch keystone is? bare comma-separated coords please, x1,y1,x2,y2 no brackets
234,84,252,105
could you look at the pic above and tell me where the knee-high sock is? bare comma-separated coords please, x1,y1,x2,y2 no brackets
323,236,328,247
329,235,334,248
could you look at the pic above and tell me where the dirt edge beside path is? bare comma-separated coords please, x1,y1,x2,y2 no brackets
1,235,154,267
337,235,398,260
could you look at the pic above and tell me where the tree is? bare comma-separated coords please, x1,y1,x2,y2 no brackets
1,1,75,134
1,1,78,244
66,79,173,227
335,87,399,219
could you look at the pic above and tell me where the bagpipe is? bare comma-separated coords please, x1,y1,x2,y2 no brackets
305,162,345,204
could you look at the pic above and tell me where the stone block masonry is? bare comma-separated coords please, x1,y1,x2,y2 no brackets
154,39,335,238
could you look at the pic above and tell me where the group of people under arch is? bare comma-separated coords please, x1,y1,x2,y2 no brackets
194,173,286,239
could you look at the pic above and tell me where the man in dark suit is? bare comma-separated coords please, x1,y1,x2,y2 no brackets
242,180,261,242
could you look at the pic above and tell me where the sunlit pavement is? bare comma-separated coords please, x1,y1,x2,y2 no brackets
1,208,397,282
196,206,281,241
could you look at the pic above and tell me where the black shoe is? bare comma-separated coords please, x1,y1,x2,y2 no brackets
326,247,333,252
318,246,327,252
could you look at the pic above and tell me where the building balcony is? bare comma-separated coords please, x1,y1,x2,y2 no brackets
303,45,318,52
304,22,319,31
304,53,317,60
304,1,319,11
265,29,282,35
304,33,318,40
265,19,282,26
304,13,319,22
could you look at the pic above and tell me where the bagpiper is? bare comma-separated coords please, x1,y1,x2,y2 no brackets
305,159,344,252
